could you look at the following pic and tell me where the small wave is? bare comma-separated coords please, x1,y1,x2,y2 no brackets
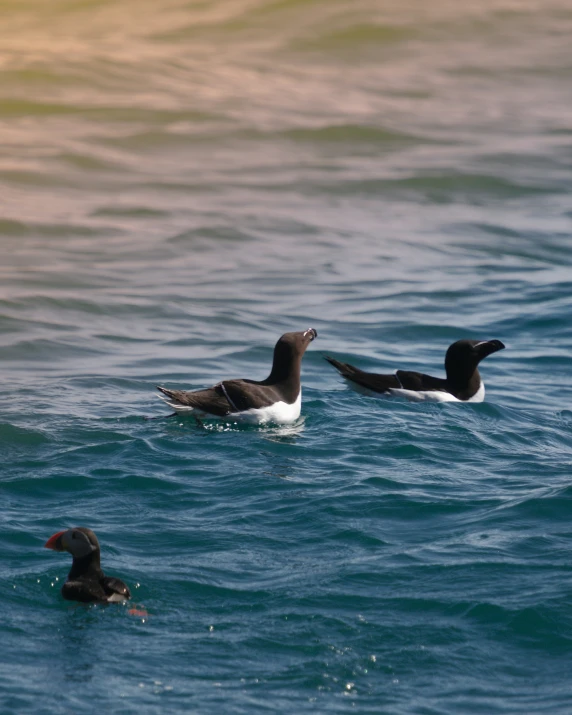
278,124,434,146
0,423,50,447
321,174,563,201
290,23,416,53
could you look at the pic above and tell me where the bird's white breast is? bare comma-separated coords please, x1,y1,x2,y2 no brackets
465,381,485,403
160,390,303,423
167,391,303,424
387,388,461,403
228,391,302,424
386,381,485,403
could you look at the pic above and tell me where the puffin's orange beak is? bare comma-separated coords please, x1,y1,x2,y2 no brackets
44,531,66,551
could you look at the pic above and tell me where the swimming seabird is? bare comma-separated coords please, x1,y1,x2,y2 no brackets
157,328,318,423
325,339,505,402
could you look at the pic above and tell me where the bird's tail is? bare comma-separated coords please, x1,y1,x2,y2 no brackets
324,356,360,379
156,386,177,400
156,386,195,412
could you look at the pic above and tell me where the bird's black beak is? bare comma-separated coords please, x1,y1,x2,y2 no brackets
476,339,505,359
304,328,318,341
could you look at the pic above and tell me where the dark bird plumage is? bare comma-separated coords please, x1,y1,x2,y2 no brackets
44,527,131,603
325,339,505,402
157,328,317,422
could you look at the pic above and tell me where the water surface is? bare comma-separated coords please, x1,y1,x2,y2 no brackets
1,1,572,713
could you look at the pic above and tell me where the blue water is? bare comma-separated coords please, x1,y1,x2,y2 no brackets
2,1,572,712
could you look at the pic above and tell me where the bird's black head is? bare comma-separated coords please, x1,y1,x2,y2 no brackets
269,328,318,381
445,339,505,385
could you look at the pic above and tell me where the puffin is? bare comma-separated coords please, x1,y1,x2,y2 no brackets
325,339,505,402
156,328,318,423
44,527,131,603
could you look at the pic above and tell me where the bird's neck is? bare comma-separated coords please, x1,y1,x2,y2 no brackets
68,551,102,580
447,366,481,396
266,354,301,385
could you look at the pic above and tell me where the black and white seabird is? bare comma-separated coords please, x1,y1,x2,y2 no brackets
44,527,131,603
325,339,505,402
156,328,318,423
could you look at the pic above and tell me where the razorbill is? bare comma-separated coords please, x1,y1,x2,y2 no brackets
325,339,505,402
157,328,318,423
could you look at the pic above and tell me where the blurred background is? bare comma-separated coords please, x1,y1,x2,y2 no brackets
1,0,571,399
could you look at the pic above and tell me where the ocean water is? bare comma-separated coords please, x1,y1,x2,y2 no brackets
2,0,572,712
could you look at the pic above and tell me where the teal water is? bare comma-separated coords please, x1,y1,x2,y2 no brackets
2,1,572,712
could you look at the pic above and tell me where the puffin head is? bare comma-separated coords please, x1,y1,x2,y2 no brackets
44,527,100,559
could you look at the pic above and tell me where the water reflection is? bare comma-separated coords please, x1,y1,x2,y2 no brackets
51,607,100,684
260,418,305,444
